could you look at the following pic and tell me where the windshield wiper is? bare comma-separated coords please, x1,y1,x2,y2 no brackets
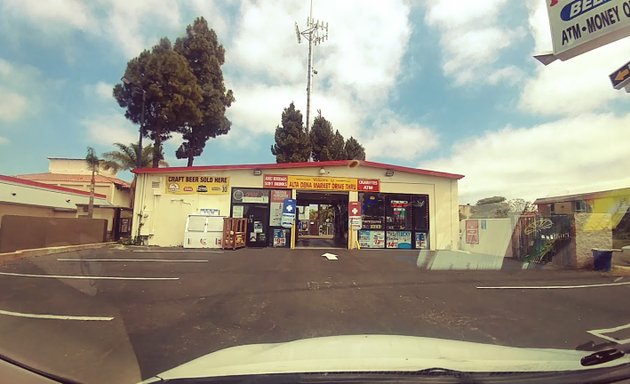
581,348,626,366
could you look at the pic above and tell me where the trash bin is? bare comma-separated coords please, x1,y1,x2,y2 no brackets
592,249,613,271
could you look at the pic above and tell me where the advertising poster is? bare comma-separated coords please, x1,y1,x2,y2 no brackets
415,232,428,249
358,230,385,249
232,189,269,204
232,205,244,218
269,190,291,226
466,220,479,244
273,228,288,247
386,231,412,249
166,175,229,195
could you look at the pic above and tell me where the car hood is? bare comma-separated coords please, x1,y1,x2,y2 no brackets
145,334,629,381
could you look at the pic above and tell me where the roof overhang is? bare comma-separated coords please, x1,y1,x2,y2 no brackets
133,160,464,180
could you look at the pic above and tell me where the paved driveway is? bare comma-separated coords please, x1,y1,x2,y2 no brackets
0,246,628,383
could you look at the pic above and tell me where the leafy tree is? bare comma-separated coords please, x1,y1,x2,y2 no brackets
101,142,167,172
471,196,509,218
328,130,346,160
85,147,100,219
114,38,203,168
271,102,311,163
476,196,507,205
508,198,537,215
174,17,235,166
344,136,366,160
310,114,334,161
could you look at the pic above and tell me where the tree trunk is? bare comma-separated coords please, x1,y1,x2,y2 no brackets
187,154,194,167
88,167,95,218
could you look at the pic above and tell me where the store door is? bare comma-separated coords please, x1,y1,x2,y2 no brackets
295,191,348,248
245,205,269,247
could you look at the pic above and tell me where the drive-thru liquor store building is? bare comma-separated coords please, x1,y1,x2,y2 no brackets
131,160,463,250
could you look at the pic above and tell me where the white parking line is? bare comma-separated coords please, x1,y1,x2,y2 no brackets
132,249,224,253
587,323,630,344
0,308,113,321
477,281,630,289
0,271,179,281
57,258,208,263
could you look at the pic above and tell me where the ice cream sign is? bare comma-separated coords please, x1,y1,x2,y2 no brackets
546,0,630,60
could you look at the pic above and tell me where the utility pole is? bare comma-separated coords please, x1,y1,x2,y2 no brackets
295,0,328,136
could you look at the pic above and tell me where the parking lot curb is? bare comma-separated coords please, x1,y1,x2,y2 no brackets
0,242,117,261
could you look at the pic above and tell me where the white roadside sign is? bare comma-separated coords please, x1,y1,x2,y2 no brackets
547,0,630,60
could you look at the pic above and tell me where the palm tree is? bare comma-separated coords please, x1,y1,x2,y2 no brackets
101,142,167,172
85,147,100,218
101,143,168,210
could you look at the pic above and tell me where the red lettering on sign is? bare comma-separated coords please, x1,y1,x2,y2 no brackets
264,174,288,188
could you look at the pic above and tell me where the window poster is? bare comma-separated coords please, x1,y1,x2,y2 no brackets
415,232,428,249
358,230,385,249
386,231,412,249
232,205,244,218
269,190,291,226
273,228,289,247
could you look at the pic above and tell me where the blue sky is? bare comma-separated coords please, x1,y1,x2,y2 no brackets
1,0,629,203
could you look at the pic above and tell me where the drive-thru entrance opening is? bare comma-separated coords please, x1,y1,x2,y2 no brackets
296,191,348,248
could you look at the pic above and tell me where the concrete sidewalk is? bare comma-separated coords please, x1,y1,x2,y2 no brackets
0,242,116,261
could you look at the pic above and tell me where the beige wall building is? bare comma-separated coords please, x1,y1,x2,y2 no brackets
17,158,132,208
132,160,463,250
0,175,111,219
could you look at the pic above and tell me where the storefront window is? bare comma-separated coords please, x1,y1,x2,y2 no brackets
412,195,429,232
359,192,430,250
385,195,412,230
360,193,384,230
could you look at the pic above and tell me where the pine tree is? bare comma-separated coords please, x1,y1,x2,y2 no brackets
271,103,311,163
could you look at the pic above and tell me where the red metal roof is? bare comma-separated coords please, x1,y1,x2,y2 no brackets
133,160,464,180
0,175,108,198
16,173,131,188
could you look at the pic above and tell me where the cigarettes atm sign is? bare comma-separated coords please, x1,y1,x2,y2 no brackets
264,174,380,192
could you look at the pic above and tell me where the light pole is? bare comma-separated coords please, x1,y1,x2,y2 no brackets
121,77,146,169
295,0,328,136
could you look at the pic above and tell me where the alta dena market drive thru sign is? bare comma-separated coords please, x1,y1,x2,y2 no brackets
547,0,630,60
263,174,380,192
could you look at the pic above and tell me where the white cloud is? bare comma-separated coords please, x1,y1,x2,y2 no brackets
82,114,138,146
425,0,507,28
0,58,42,123
225,0,415,159
364,114,439,161
0,87,27,122
1,0,229,58
423,0,526,86
525,0,552,53
519,1,630,116
423,113,630,204
0,136,9,144
84,81,115,101
486,65,524,85
227,83,304,137
2,0,96,32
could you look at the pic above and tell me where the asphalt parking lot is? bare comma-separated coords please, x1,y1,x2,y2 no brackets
0,246,629,383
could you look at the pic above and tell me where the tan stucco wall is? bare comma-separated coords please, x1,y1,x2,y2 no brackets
54,182,131,208
459,218,515,257
77,207,115,233
0,203,76,220
49,158,118,177
132,165,460,248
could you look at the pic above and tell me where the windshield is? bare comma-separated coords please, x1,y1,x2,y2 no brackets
1,1,629,383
